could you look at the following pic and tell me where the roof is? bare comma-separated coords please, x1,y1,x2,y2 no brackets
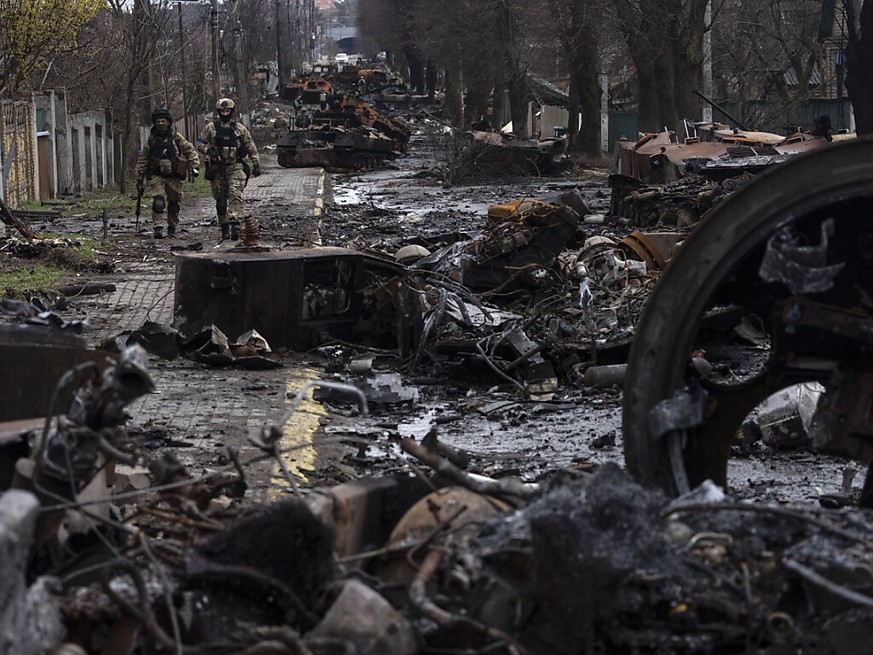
527,73,570,108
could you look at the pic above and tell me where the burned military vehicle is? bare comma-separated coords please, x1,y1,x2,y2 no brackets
277,92,410,172
609,121,852,226
622,136,873,504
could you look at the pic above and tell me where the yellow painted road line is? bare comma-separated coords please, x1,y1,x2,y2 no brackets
269,369,326,499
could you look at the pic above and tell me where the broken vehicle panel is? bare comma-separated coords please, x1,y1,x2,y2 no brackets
173,247,416,354
0,322,114,422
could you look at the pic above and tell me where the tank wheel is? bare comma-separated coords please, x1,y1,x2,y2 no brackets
622,137,873,496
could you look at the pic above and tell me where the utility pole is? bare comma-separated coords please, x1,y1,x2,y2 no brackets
276,0,285,90
177,2,190,140
230,0,248,116
701,0,713,123
210,0,221,104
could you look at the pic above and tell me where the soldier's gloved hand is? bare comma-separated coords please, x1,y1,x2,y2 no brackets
136,178,144,193
251,163,262,177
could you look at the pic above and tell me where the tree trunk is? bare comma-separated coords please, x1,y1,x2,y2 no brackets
845,0,873,134
668,0,708,127
615,0,707,133
494,1,529,138
426,58,436,101
405,45,425,94
463,61,491,130
570,62,602,157
554,0,601,157
507,71,529,137
443,65,464,128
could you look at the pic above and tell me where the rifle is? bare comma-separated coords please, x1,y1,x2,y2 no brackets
135,181,144,232
204,148,219,181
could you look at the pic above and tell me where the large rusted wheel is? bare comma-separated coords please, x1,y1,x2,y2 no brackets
622,136,873,496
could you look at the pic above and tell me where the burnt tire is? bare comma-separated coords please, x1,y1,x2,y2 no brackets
622,136,873,496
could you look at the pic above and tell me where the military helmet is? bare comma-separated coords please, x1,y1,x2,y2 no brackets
151,107,172,122
216,98,235,111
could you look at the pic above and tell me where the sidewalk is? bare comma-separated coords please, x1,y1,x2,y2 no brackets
68,158,331,498
79,157,325,338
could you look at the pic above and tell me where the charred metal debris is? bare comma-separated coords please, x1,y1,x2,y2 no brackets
608,120,852,226
2,178,688,397
2,139,873,655
3,379,873,655
157,185,681,398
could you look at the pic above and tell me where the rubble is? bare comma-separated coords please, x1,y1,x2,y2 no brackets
2,107,871,654
4,401,873,655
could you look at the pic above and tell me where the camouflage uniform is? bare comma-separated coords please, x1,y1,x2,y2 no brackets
197,116,260,230
272,114,288,140
135,126,199,233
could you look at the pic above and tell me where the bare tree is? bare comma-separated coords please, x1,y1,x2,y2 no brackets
710,0,824,130
536,0,604,156
612,0,709,132
405,0,499,127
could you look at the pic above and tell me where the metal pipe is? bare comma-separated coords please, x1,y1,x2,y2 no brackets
693,89,748,131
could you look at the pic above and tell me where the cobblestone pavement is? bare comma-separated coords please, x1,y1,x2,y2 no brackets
61,156,337,500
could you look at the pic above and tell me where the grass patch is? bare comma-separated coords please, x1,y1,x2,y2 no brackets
0,234,102,298
40,233,100,259
0,264,66,297
20,174,214,223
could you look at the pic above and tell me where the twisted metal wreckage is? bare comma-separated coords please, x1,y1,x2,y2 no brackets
4,138,873,653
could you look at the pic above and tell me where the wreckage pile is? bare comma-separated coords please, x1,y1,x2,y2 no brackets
609,172,755,227
4,109,870,654
5,390,873,655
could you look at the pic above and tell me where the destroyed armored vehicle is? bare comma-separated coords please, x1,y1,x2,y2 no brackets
622,136,873,503
609,120,854,224
277,94,410,171
465,129,568,177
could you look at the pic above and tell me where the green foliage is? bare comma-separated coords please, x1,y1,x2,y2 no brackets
0,0,105,90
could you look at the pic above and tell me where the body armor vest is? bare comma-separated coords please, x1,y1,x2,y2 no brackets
149,132,180,177
214,120,239,162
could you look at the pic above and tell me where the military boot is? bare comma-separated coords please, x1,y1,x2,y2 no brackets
153,227,164,239
167,224,176,237
230,223,240,241
220,223,230,240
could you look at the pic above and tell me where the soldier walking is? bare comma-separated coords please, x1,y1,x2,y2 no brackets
198,97,261,240
136,108,200,239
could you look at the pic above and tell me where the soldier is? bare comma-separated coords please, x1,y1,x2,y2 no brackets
198,97,261,240
272,113,289,143
135,108,200,239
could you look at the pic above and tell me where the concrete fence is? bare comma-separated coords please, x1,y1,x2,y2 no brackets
0,100,38,207
1,90,122,207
